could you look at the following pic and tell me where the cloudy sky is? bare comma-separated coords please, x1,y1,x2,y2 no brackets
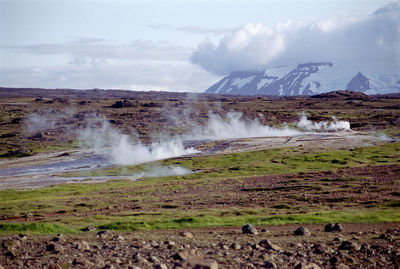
0,0,398,92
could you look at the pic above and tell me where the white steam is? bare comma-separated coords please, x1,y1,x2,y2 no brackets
185,111,351,140
110,135,198,166
296,113,351,132
24,109,75,135
132,165,193,178
78,117,198,166
187,112,301,140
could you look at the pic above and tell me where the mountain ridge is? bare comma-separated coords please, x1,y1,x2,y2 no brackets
205,62,400,96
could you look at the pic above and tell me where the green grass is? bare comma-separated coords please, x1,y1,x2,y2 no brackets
0,142,399,234
0,223,73,234
1,208,397,235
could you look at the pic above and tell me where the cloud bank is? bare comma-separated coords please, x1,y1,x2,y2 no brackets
191,1,400,75
0,38,218,92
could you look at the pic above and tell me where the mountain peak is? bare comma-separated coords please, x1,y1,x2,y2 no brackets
346,72,371,92
205,62,400,96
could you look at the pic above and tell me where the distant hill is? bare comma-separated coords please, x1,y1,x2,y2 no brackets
205,62,400,96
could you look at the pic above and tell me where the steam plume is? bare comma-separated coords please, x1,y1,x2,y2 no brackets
296,113,351,132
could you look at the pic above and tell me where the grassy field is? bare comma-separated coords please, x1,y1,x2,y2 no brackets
0,142,399,234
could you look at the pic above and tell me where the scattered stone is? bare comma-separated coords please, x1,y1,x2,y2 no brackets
312,244,324,254
51,236,65,243
179,231,193,238
325,224,334,232
111,99,135,108
294,262,321,269
261,228,269,233
150,256,160,263
103,263,115,269
46,243,64,253
3,239,21,250
18,234,27,241
258,239,282,251
154,264,168,269
325,223,343,232
293,227,311,236
113,235,125,241
264,261,277,268
338,241,360,251
75,240,90,250
5,250,16,259
329,256,339,266
172,249,203,261
180,259,218,269
242,224,258,235
72,257,87,266
335,264,350,269
165,240,176,248
86,225,97,232
360,243,370,252
230,242,241,250
220,244,229,250
97,230,112,239
333,236,343,242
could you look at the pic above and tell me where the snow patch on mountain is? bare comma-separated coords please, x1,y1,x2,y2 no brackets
205,62,400,96
232,76,256,89
264,65,294,79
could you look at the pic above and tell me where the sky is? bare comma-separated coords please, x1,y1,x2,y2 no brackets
0,0,398,92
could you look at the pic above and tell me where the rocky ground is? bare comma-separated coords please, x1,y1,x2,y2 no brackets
1,223,400,268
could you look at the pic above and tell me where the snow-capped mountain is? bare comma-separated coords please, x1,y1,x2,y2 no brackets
205,62,400,96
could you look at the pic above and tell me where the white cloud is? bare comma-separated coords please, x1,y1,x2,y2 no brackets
191,23,286,75
0,38,219,91
191,1,400,75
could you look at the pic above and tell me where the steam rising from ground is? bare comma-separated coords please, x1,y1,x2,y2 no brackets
131,165,192,179
296,113,351,132
25,109,352,170
78,118,197,166
185,111,351,140
187,112,301,140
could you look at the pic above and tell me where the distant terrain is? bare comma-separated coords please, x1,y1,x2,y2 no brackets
0,87,399,268
205,62,400,96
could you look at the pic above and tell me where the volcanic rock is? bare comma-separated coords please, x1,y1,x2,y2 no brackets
46,243,64,253
242,224,258,235
154,264,168,269
294,227,311,236
75,240,90,250
338,241,360,251
294,262,321,269
179,231,193,238
325,223,343,232
111,99,137,108
258,239,282,251
264,261,278,268
97,230,112,239
86,225,96,232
